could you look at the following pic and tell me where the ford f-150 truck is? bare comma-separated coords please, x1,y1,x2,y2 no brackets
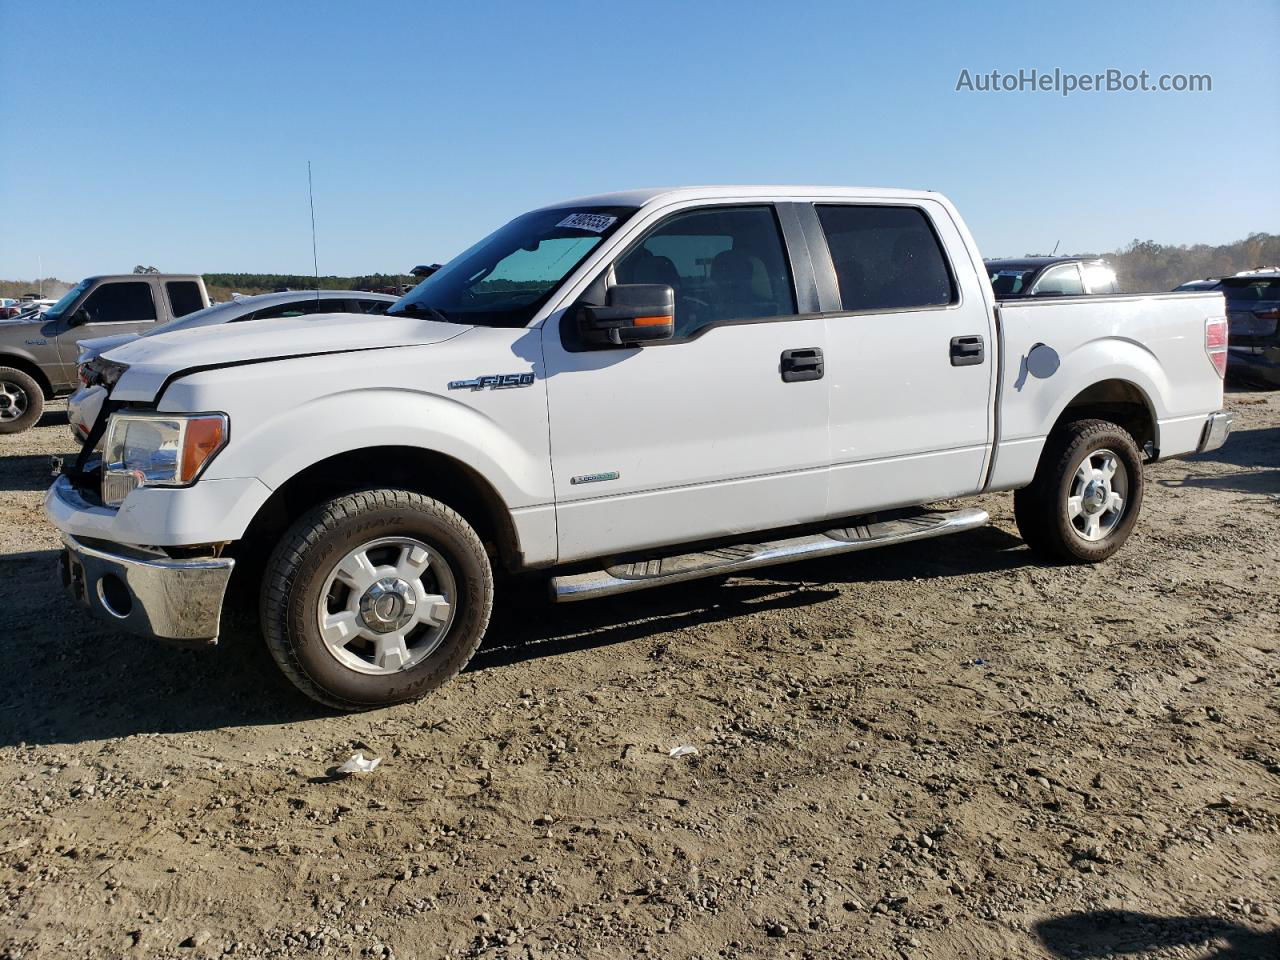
0,273,208,433
44,187,1232,709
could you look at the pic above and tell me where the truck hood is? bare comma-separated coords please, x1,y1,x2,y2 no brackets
105,312,471,402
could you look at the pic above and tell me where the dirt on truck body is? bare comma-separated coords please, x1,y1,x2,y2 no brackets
0,394,1276,959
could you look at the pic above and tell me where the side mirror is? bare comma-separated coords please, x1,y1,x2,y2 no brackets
580,284,674,346
70,308,91,326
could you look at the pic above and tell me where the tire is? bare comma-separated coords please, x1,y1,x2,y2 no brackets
260,489,493,710
0,367,44,435
1014,418,1145,564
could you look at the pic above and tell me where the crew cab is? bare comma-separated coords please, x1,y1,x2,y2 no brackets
0,273,208,433
44,187,1231,709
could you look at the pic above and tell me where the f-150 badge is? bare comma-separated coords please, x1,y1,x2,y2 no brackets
447,372,535,391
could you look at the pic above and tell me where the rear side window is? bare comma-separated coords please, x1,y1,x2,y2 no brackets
614,205,795,338
1081,264,1118,295
165,281,204,317
248,298,350,321
354,299,391,314
816,205,955,312
78,281,157,324
1033,263,1084,296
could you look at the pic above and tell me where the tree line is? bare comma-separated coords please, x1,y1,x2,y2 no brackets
3,232,1277,303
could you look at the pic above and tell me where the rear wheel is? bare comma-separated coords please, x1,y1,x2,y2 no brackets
1014,418,1145,564
0,367,44,435
260,489,493,709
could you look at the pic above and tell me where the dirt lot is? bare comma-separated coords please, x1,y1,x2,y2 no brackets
0,394,1276,960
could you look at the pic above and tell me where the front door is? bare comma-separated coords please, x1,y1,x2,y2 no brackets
807,200,997,514
56,279,160,387
542,204,829,564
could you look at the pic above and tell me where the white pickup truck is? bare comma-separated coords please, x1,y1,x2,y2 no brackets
45,186,1232,709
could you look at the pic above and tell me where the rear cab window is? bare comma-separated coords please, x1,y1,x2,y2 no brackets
814,205,956,312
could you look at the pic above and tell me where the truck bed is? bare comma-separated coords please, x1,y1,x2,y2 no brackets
987,291,1226,490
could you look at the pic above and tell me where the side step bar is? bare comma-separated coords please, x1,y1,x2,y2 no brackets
551,507,989,602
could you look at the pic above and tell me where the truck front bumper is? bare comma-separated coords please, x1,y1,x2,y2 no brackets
60,534,235,644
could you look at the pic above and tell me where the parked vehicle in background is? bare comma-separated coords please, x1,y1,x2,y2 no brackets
986,257,1120,298
45,186,1229,710
1220,271,1280,387
0,274,209,433
0,297,57,319
69,290,399,442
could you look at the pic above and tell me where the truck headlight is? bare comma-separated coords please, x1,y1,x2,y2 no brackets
101,413,228,507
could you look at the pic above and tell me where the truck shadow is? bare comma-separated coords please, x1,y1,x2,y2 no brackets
1159,424,1280,495
0,454,61,492
1035,910,1277,959
470,525,1031,672
0,526,1033,745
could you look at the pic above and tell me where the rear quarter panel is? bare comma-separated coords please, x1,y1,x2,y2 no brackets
989,291,1225,489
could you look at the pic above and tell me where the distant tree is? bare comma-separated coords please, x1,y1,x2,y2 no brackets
132,265,160,274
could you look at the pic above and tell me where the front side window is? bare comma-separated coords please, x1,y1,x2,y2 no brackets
1032,263,1084,296
78,281,157,324
816,205,955,312
389,205,635,328
355,299,391,314
613,205,795,338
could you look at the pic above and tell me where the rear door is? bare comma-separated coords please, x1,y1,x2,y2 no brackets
805,200,996,515
541,202,830,563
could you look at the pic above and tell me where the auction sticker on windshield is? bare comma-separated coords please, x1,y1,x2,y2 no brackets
557,213,617,233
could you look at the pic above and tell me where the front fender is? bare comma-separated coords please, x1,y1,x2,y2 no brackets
201,386,552,509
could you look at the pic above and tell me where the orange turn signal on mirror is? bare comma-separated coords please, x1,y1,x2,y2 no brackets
180,416,228,482
633,315,672,327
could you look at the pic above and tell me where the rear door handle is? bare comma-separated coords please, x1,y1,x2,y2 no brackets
781,347,824,382
949,335,985,366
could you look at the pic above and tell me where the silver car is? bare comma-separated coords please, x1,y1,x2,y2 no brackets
69,290,398,443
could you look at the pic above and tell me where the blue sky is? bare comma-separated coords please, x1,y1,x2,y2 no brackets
1,0,1277,280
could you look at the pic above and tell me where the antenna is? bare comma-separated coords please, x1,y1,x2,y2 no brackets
307,160,320,296
1051,239,1061,255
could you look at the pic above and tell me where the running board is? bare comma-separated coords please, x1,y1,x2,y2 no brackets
550,507,989,602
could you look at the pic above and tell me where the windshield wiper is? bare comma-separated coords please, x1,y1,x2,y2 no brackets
392,302,453,324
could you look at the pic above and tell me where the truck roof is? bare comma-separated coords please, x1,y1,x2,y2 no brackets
84,273,204,282
984,256,1107,270
538,185,942,210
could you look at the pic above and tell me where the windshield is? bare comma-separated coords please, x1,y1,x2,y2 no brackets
143,299,243,336
388,206,635,328
44,279,91,319
989,268,1039,296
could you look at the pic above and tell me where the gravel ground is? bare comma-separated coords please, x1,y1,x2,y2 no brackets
0,393,1277,960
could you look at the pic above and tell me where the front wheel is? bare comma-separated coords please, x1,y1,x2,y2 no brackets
260,489,493,709
1014,418,1145,564
0,367,44,435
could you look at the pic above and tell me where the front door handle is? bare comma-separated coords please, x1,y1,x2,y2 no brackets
950,335,985,366
781,347,824,382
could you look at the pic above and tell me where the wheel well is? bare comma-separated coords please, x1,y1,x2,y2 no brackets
0,354,54,399
240,446,522,571
1054,379,1157,455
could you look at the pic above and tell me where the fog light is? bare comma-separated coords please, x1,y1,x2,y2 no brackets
97,574,133,619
